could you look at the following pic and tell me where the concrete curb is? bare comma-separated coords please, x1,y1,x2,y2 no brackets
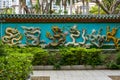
33,65,107,70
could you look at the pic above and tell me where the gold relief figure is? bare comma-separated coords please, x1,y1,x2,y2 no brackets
2,27,22,46
106,26,120,48
46,26,66,47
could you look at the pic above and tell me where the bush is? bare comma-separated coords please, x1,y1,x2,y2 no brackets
0,41,7,56
4,46,39,54
32,48,49,65
59,47,102,67
105,51,120,69
116,52,120,65
31,47,102,68
84,48,102,66
0,53,33,80
1,45,104,69
48,51,62,65
60,47,81,65
106,60,120,69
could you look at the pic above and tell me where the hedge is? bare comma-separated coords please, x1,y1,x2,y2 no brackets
0,53,33,80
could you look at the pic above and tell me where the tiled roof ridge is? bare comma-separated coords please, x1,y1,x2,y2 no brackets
0,14,120,19
0,14,120,22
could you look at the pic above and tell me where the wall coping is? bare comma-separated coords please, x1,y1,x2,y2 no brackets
0,14,120,23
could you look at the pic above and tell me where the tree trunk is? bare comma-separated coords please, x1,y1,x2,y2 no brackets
70,0,72,14
19,0,22,14
29,0,33,14
82,0,85,14
38,0,41,14
50,0,53,14
43,0,49,14
63,0,67,12
86,0,89,14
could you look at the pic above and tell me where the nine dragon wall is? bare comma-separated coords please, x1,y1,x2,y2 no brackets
0,22,120,45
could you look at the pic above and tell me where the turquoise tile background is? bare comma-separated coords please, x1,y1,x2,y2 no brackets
0,22,120,45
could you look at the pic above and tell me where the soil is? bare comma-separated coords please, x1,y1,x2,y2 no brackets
109,76,120,80
31,76,50,80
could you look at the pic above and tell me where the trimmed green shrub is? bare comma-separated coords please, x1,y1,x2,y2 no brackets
106,60,120,69
59,47,102,67
32,48,49,65
105,52,120,69
0,53,33,80
31,47,102,68
48,52,62,65
0,41,7,56
116,52,120,65
60,47,80,65
84,48,102,66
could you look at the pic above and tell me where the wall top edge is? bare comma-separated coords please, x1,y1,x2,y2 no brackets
0,14,120,23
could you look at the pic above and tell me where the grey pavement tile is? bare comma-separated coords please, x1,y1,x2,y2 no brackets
31,70,120,80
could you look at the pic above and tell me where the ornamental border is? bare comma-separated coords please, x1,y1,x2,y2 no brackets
0,14,120,23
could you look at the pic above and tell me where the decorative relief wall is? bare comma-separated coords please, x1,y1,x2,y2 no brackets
1,23,120,49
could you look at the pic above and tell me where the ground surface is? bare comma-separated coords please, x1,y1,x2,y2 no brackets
109,76,120,80
31,70,120,80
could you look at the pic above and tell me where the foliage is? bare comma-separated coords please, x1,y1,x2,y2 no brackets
2,44,120,70
59,47,102,67
32,49,49,65
95,0,120,14
53,62,61,70
0,53,33,80
64,10,68,14
4,46,43,55
33,0,41,14
105,52,120,69
0,43,33,79
89,5,106,15
31,47,102,68
116,51,120,65
116,4,120,13
106,61,120,69
2,8,13,14
0,41,7,56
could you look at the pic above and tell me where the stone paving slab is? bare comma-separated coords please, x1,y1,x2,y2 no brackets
32,70,120,80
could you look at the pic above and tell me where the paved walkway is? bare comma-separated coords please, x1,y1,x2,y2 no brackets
32,70,120,80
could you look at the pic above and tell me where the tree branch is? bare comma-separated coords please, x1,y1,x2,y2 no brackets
95,0,110,14
113,0,120,13
110,0,117,14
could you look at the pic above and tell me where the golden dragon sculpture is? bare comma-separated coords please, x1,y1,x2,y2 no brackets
2,27,22,46
106,26,120,48
46,26,66,47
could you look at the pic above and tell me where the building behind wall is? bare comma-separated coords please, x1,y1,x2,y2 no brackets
0,0,97,14
0,0,20,14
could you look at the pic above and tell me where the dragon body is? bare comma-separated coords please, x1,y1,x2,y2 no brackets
65,25,80,46
2,27,22,45
46,26,66,47
106,26,120,48
22,26,41,46
87,28,106,48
